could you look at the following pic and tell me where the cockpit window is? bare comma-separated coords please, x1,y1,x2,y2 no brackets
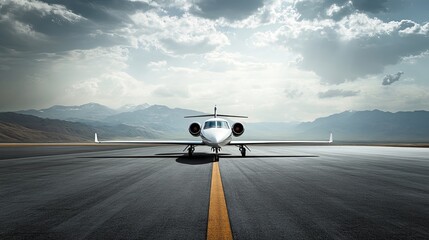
218,121,229,129
204,121,230,129
204,121,216,129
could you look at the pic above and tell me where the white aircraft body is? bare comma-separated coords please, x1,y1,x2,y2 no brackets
95,107,333,161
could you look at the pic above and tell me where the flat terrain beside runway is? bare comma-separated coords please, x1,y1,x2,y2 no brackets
0,145,428,239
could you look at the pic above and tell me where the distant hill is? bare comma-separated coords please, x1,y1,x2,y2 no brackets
16,102,152,122
0,112,157,142
0,121,85,142
296,110,429,142
17,103,117,121
239,122,299,140
104,105,207,135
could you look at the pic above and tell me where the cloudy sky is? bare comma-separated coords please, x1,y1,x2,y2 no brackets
1,0,429,122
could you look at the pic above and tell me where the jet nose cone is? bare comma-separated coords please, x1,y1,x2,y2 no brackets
207,135,223,145
202,128,231,147
214,135,224,143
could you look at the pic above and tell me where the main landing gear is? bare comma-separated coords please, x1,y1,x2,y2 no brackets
239,145,249,157
185,145,195,157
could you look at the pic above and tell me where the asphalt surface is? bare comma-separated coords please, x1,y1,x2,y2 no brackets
0,145,428,239
0,145,143,160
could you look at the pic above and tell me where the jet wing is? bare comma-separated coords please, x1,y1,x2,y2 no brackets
94,133,204,145
229,133,333,145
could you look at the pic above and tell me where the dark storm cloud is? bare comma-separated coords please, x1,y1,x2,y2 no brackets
382,71,404,85
0,0,151,110
318,89,360,98
295,0,349,20
0,0,151,53
42,0,151,24
352,0,388,13
295,0,391,21
191,0,264,20
273,19,429,84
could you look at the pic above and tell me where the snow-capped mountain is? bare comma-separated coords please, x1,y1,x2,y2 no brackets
117,103,151,113
17,103,117,121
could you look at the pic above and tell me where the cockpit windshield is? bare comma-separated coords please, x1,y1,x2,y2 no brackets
203,121,229,129
204,121,216,129
218,121,229,129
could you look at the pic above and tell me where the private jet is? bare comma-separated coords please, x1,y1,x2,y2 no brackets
95,106,333,161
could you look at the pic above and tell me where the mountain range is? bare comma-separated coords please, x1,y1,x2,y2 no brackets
0,112,157,142
297,110,429,142
2,103,429,143
16,102,151,122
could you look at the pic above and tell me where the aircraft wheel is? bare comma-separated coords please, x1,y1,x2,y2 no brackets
240,146,246,157
188,146,194,157
241,148,246,157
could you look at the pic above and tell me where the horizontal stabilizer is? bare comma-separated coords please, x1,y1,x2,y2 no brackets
184,114,214,118
217,114,248,118
184,114,248,118
185,106,247,118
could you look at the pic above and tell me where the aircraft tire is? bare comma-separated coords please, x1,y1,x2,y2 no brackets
241,148,246,157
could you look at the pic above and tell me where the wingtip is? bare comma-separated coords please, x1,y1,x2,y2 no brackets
329,133,333,143
95,133,99,143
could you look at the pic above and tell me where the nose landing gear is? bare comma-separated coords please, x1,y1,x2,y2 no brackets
211,147,221,161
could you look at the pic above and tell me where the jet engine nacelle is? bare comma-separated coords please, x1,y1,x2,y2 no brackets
189,122,201,137
232,122,244,137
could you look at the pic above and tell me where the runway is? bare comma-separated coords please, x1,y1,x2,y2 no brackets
0,145,428,239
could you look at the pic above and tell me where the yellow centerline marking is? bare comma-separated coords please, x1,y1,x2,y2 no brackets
207,161,233,240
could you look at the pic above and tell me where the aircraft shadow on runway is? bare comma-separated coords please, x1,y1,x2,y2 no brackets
83,153,213,165
83,152,318,165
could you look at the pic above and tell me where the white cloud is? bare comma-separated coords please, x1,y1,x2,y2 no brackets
71,78,99,96
336,13,397,40
147,60,167,70
402,50,429,64
0,14,44,39
5,46,153,108
53,46,129,72
203,51,281,71
318,89,360,98
248,31,278,47
153,84,189,98
129,11,229,55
